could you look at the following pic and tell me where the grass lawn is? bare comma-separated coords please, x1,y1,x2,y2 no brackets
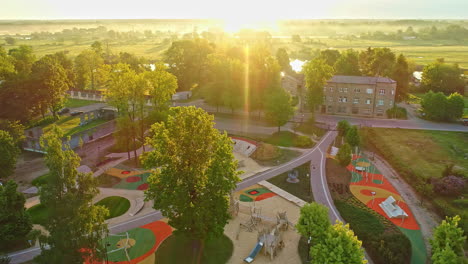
154,234,233,264
31,173,50,186
362,127,468,233
265,131,314,148
267,162,314,202
295,122,326,137
27,204,49,226
64,98,100,108
42,115,108,137
95,196,130,219
253,148,302,167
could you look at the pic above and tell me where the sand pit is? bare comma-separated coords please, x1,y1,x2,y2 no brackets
234,153,270,180
225,195,302,264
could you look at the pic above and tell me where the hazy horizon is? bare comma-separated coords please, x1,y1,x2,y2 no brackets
1,0,467,21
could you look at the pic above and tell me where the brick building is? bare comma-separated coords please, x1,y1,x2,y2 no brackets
320,75,396,118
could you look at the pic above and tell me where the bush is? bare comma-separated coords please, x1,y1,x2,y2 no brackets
337,120,350,136
386,106,408,119
296,135,313,148
370,233,411,264
31,173,50,186
452,199,468,209
26,116,55,129
432,175,466,196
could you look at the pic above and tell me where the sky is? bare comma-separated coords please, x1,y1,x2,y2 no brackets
0,0,467,20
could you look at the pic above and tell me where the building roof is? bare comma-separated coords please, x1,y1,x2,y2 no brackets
328,75,396,84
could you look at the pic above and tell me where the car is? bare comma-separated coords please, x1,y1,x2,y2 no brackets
58,108,70,115
70,111,84,116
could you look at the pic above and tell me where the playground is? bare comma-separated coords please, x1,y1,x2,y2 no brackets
225,187,302,264
346,155,427,264
86,221,172,264
238,185,277,202
103,166,151,191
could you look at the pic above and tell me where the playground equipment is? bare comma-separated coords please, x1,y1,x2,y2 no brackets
379,196,408,220
244,242,264,263
286,169,299,183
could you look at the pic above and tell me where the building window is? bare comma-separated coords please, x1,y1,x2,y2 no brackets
363,108,371,115
376,109,384,116
330,87,333,92
323,96,326,102
338,106,347,113
391,89,395,95
327,105,333,113
338,87,343,92
344,88,348,93
343,97,348,103
354,88,361,93
366,88,373,94
389,100,393,106
366,99,371,105
338,96,342,103
378,99,384,106
329,96,333,102
379,89,385,95
353,98,359,104
352,107,359,114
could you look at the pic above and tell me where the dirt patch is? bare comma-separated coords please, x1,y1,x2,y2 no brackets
11,151,47,192
325,158,353,200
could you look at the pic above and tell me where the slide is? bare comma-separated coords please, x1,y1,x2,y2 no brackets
244,242,264,263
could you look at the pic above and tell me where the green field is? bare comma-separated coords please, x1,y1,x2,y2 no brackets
42,115,107,137
95,196,130,219
64,98,99,108
154,234,233,264
27,204,48,226
266,162,314,202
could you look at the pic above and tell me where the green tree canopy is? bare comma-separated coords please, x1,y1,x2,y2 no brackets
334,49,361,76
8,45,36,76
265,88,295,132
421,91,448,121
74,49,104,90
345,126,360,148
337,143,352,167
144,64,178,112
318,49,341,67
36,126,108,264
276,48,292,73
0,46,16,79
359,47,396,77
431,244,459,264
337,120,351,136
303,58,335,112
421,60,464,94
0,130,20,179
142,106,240,241
430,215,466,258
296,202,331,242
0,180,32,250
310,221,367,264
391,54,410,100
446,92,465,120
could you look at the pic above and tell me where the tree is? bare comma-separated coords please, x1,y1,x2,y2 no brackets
391,54,410,100
276,48,292,73
334,49,361,76
430,216,466,259
431,244,459,264
421,61,464,94
74,49,104,90
4,37,16,45
142,107,240,243
35,126,108,264
337,120,350,136
0,46,16,79
303,58,335,112
0,180,32,250
31,55,70,119
346,126,360,148
0,130,20,179
8,45,36,76
165,39,214,91
144,64,178,112
420,91,448,121
310,221,367,264
446,93,465,120
265,88,295,132
318,49,341,67
359,47,396,77
337,143,352,167
296,203,331,242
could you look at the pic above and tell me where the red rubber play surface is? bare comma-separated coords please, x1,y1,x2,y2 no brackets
126,176,141,183
137,183,149,190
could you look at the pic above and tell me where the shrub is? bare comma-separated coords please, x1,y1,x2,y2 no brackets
371,233,411,264
452,199,468,209
432,175,466,196
26,116,55,129
386,106,408,119
337,120,350,136
296,135,313,148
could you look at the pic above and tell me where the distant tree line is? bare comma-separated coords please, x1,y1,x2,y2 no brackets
360,25,468,41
